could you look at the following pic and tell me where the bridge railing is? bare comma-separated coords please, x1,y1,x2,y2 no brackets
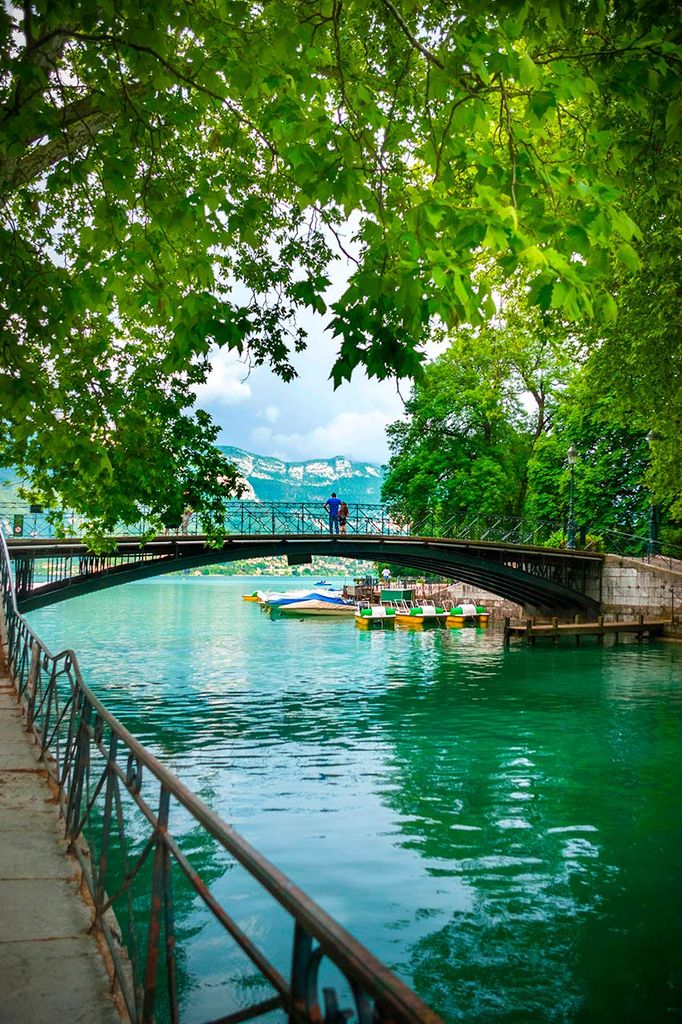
598,528,682,569
0,530,442,1024
0,503,565,543
0,503,414,539
3,503,682,566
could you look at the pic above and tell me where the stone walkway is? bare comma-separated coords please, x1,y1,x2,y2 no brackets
0,674,123,1023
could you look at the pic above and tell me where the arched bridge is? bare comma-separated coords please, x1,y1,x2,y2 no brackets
3,503,604,615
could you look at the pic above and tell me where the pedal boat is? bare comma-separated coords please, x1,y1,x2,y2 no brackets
394,604,449,627
447,603,490,627
355,605,396,629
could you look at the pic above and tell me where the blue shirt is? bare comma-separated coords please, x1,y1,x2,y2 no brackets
325,497,342,516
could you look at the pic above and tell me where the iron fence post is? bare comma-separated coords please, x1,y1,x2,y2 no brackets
143,786,171,1024
95,734,118,920
26,643,40,728
66,695,92,840
647,503,657,558
164,829,179,1024
290,922,320,1024
567,449,577,549
41,662,57,760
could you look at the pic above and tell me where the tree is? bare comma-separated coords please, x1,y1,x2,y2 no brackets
1,2,679,534
524,373,655,543
579,103,682,518
382,332,534,528
382,275,582,529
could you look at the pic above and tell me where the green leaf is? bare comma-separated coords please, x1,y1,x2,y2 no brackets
518,53,539,87
617,243,641,273
598,292,618,324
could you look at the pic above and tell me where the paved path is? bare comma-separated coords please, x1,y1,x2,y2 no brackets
0,674,122,1023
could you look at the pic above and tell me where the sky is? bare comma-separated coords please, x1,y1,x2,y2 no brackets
194,324,406,466
193,258,410,467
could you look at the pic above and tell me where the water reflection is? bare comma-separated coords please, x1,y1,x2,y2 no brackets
28,576,682,1023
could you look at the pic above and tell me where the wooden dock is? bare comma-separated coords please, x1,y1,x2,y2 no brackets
504,614,669,645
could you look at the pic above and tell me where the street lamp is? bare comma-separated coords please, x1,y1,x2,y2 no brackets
567,445,578,549
646,430,657,557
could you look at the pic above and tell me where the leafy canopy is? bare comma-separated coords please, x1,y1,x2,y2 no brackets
382,288,575,528
1,1,679,533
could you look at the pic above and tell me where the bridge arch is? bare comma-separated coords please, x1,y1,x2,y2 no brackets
8,534,602,616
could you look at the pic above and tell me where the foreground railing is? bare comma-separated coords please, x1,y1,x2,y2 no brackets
0,530,442,1024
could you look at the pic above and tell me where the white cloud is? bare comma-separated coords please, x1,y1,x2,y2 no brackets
194,347,252,405
249,408,398,464
258,404,281,424
194,252,410,460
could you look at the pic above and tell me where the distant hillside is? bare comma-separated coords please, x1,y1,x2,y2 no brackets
0,448,385,508
220,446,384,503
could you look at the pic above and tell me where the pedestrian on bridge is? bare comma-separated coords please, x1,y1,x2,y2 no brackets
180,505,193,534
324,493,342,535
339,501,349,535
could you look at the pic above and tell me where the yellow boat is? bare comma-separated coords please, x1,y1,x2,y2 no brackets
355,606,396,629
242,592,261,602
394,605,449,627
447,603,489,627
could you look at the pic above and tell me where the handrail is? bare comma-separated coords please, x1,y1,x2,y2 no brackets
0,529,443,1024
3,501,681,563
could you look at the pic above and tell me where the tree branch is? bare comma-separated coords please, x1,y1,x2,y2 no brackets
377,0,444,70
0,105,115,195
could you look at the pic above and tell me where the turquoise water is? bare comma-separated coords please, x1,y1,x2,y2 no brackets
27,576,682,1023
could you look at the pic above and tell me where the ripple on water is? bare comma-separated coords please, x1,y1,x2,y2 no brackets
25,576,682,1024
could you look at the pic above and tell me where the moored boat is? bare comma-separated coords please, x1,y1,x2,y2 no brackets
259,588,356,617
355,605,396,629
394,604,449,627
242,592,261,602
447,602,490,627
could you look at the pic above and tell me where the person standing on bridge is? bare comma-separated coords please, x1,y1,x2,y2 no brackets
339,501,349,535
180,505,193,535
324,492,342,535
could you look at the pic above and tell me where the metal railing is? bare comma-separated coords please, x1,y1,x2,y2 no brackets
598,527,682,569
3,502,681,565
0,529,442,1024
0,503,414,540
0,503,582,544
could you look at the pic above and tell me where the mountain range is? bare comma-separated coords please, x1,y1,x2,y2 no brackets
219,447,385,503
0,448,385,507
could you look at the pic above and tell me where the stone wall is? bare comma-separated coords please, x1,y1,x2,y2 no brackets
585,555,681,618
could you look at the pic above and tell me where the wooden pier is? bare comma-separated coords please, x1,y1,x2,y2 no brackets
504,614,669,645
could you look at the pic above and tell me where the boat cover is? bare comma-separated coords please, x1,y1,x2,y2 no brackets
258,588,352,609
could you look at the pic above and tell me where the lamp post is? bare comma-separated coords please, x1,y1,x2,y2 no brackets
646,430,657,558
567,445,578,549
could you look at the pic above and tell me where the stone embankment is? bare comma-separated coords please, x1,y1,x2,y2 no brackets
585,554,682,620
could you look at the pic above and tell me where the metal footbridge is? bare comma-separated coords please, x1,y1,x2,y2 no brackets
3,503,604,615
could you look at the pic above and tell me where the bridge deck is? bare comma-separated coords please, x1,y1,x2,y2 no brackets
0,673,122,1023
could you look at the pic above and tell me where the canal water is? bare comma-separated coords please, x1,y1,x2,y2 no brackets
27,575,682,1024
